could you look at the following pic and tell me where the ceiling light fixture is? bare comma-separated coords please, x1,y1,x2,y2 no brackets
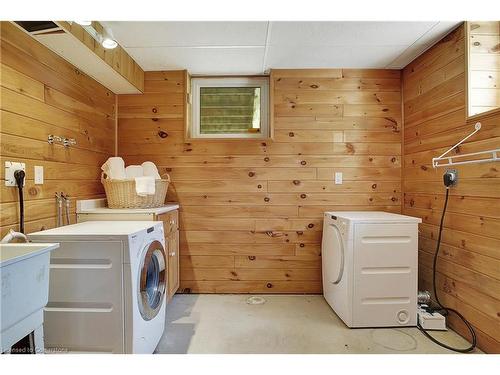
72,22,119,50
102,37,118,49
101,26,118,50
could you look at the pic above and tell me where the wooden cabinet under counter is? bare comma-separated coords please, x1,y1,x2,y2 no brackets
76,198,180,301
157,210,180,299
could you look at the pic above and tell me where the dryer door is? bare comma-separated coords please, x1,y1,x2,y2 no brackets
138,240,166,321
322,224,345,284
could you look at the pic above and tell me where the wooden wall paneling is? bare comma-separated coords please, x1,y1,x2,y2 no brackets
117,68,402,295
123,154,400,168
4,17,498,351
402,23,500,353
0,63,45,100
1,23,115,113
179,280,323,294
0,22,114,236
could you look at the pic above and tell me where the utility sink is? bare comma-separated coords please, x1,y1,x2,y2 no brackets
1,243,59,352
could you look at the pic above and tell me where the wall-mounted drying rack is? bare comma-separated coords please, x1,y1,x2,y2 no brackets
432,122,500,168
48,134,77,148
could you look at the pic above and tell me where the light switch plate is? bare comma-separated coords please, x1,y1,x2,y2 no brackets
34,165,44,184
5,161,26,186
334,172,343,185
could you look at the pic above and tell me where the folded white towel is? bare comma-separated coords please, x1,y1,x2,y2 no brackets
125,165,144,179
134,176,156,196
142,161,161,179
101,157,126,180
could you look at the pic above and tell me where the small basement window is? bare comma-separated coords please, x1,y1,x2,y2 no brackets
190,77,269,139
467,21,500,118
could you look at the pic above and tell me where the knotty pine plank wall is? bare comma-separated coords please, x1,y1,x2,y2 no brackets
402,24,500,353
118,68,402,294
0,22,115,236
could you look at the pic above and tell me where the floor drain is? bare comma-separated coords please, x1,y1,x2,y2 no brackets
246,296,266,305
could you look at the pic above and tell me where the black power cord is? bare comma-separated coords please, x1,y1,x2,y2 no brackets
417,187,477,353
14,170,25,234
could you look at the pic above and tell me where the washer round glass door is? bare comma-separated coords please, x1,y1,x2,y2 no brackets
138,240,166,321
323,224,344,284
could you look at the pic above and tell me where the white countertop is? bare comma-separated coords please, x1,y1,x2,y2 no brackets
77,198,179,215
29,221,164,237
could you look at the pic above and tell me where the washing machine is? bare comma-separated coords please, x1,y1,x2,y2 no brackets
322,211,421,328
29,221,166,353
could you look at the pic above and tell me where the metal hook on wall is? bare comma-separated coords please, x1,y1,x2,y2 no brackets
48,135,77,148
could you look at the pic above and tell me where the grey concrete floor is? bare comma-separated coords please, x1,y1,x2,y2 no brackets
156,294,480,354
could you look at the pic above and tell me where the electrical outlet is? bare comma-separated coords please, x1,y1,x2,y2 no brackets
5,161,26,186
35,165,44,184
335,172,343,185
443,169,458,187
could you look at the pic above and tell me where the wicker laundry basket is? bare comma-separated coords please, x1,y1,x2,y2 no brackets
101,173,170,209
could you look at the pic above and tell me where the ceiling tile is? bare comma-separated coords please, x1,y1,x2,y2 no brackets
385,21,462,68
385,46,430,69
268,21,439,46
103,21,464,73
102,21,269,47
265,44,406,69
408,21,461,48
127,47,266,74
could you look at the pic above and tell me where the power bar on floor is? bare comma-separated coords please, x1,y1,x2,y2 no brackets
417,306,447,331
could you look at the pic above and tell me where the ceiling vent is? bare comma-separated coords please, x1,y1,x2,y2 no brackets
14,21,63,35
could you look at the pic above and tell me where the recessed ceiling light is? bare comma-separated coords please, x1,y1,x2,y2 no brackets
102,38,118,49
74,21,92,26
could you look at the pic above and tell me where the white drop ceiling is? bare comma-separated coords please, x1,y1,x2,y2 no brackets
101,21,461,74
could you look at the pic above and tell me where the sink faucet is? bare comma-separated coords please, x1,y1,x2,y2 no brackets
1,229,29,243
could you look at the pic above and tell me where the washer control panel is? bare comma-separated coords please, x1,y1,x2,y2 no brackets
325,213,348,237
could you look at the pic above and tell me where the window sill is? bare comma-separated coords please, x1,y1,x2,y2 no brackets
467,107,500,122
184,136,275,142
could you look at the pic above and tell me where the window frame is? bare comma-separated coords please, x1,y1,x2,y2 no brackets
465,21,500,120
190,76,270,139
